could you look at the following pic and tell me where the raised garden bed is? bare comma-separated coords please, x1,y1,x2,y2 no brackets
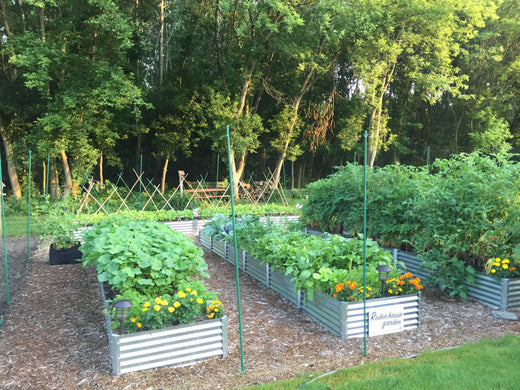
201,232,421,339
302,290,421,339
394,249,520,311
100,283,228,375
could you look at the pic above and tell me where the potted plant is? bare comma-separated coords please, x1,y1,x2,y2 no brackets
39,209,83,265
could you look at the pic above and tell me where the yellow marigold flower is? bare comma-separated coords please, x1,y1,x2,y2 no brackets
143,302,151,308
190,298,193,302
174,301,181,308
214,308,219,312
130,317,136,322
503,264,509,269
155,297,162,304
208,312,215,319
161,299,168,306
178,291,186,298
137,323,142,328
491,269,497,273
196,298,203,304
389,289,393,294
185,287,191,292
168,307,175,313
191,290,197,296
153,304,161,311
503,259,510,264
142,308,148,312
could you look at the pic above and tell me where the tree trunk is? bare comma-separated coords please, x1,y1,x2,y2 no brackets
0,118,22,199
42,161,47,195
99,151,105,189
161,155,169,194
229,150,246,200
61,149,73,199
49,160,58,199
158,0,165,85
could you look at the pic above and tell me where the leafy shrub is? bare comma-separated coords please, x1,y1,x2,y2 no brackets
302,151,520,298
80,218,209,296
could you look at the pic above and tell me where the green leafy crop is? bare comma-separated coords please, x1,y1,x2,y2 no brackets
80,218,209,296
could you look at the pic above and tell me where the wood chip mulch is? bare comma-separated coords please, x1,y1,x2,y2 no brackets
1,235,519,390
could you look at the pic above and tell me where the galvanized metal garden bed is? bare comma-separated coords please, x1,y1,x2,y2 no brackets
394,249,520,311
200,233,421,339
302,290,421,339
100,283,228,375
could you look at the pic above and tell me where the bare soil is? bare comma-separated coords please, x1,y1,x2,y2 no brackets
0,235,519,390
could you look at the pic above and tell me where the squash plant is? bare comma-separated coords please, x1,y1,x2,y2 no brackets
81,218,209,296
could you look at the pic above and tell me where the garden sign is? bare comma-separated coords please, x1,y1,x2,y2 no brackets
368,305,405,337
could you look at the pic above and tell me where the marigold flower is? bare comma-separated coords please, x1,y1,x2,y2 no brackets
178,291,186,298
143,302,151,308
173,301,181,308
155,297,162,304
168,307,175,313
333,294,337,298
130,317,136,322
137,323,142,328
196,298,203,304
208,312,215,319
161,300,168,306
335,283,345,292
153,304,161,311
142,308,148,312
191,290,197,296
185,288,192,292
349,282,357,290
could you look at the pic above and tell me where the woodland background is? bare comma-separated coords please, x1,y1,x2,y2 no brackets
0,0,519,199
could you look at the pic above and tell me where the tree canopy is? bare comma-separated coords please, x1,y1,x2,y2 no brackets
0,0,518,198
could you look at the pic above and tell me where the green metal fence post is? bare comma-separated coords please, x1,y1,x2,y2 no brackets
27,150,31,263
1,150,9,306
362,131,368,356
226,125,245,374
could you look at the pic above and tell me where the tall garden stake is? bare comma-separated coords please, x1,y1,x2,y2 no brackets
226,125,246,374
26,150,31,263
362,130,368,356
0,150,8,309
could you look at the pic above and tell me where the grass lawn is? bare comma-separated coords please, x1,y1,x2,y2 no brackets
1,215,44,237
244,335,520,389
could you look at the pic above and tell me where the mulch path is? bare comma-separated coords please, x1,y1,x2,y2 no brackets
0,235,519,389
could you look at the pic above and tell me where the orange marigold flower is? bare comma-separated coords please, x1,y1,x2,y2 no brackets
335,283,345,293
349,282,357,290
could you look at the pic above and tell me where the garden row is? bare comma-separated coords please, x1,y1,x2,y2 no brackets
303,229,520,311
201,215,422,339
302,152,520,298
78,219,228,375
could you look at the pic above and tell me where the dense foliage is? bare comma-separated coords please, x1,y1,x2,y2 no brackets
201,215,422,301
1,0,519,201
302,151,520,297
80,218,221,331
